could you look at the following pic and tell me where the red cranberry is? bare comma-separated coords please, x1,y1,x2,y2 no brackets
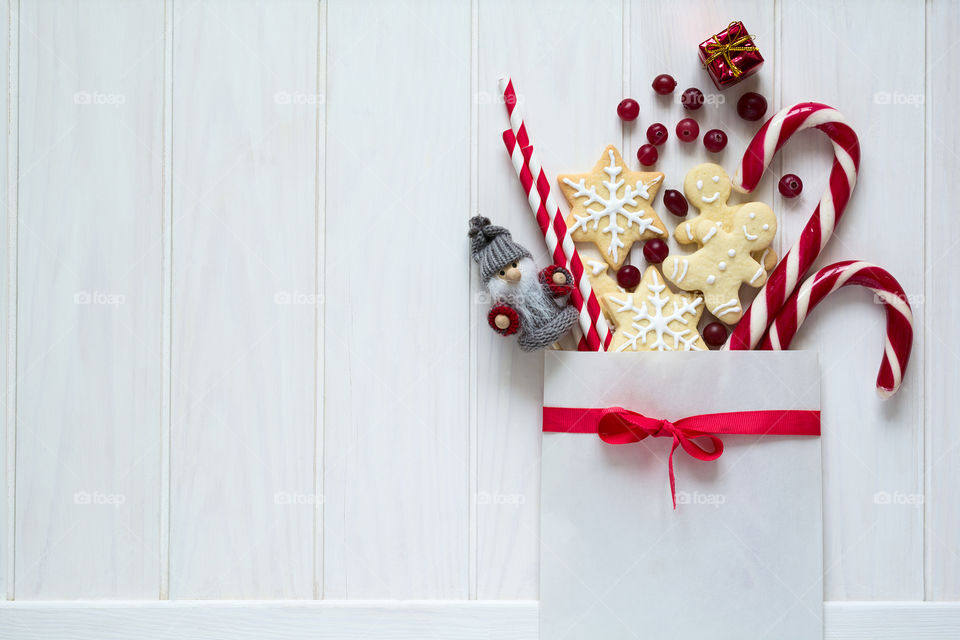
681,87,704,110
646,123,668,146
662,189,689,217
675,118,699,142
636,143,658,167
778,174,803,198
703,129,728,153
617,98,640,122
642,239,669,264
616,264,642,290
702,322,728,347
737,92,767,121
651,74,677,95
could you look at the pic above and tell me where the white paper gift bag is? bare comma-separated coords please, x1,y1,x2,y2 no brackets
541,350,822,640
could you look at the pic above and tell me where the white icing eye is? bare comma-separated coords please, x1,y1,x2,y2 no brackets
712,175,720,183
706,275,716,284
718,261,727,271
762,223,769,230
748,212,756,219
728,249,736,257
696,179,703,190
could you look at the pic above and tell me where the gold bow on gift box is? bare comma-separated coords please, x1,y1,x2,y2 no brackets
702,21,759,78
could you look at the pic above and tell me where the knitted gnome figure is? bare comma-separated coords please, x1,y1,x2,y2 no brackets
469,215,579,351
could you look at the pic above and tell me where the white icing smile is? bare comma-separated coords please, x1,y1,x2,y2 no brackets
701,192,720,203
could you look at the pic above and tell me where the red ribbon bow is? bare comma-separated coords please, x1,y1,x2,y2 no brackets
598,409,723,509
542,406,821,508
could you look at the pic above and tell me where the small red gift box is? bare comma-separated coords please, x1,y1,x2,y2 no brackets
698,21,764,89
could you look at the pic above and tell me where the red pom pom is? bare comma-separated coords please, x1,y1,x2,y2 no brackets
540,265,574,296
488,305,520,336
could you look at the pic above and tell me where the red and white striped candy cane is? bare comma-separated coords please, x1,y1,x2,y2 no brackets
760,261,913,397
724,102,861,351
500,77,611,351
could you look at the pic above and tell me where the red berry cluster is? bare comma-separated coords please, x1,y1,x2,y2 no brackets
620,75,738,167
617,78,800,191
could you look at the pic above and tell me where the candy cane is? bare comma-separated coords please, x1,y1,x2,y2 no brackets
500,77,611,351
760,261,913,398
723,103,861,350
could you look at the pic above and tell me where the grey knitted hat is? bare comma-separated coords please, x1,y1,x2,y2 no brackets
468,216,532,282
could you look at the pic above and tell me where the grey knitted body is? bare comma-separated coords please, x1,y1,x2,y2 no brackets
516,304,579,351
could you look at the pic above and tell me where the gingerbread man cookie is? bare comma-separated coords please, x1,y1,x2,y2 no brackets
663,205,777,324
603,266,706,352
558,145,666,270
674,163,777,270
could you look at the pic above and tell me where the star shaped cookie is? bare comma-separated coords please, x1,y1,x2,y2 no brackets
602,266,706,352
558,145,666,269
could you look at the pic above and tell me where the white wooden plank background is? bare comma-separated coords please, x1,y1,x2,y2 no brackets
14,0,164,598
0,0,958,635
925,0,960,603
323,0,470,598
1,0,10,602
169,0,318,599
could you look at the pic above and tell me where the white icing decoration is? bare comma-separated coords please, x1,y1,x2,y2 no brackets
701,192,720,204
743,226,759,241
706,275,716,285
728,249,736,257
762,223,769,230
712,175,720,183
587,259,607,276
563,150,664,264
696,179,703,190
702,226,718,243
676,259,689,283
749,212,756,219
609,270,704,351
750,264,764,284
718,261,727,271
670,259,678,279
686,224,694,241
714,299,742,317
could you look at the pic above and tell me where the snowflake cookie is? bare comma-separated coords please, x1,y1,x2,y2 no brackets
603,266,706,352
674,163,778,270
663,203,777,324
558,145,666,269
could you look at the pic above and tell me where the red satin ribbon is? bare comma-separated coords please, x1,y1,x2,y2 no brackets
542,406,820,508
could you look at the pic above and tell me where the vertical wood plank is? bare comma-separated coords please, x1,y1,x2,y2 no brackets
629,0,778,320
323,0,470,598
467,0,480,601
780,0,925,599
158,0,173,601
14,0,163,598
925,0,960,601
475,0,623,599
1,0,12,600
314,0,328,602
169,0,318,598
